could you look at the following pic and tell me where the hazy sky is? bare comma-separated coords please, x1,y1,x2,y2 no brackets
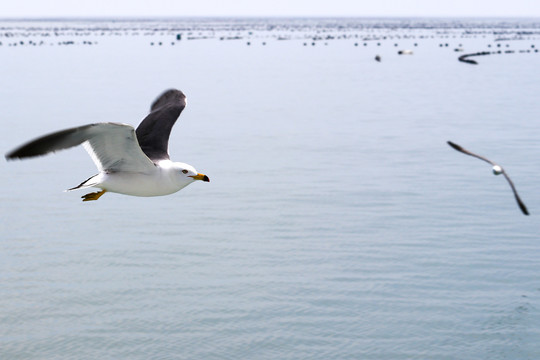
2,0,540,18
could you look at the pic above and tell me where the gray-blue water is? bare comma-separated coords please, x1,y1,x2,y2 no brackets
1,18,540,359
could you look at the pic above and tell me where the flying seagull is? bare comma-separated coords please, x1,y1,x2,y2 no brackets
447,141,528,215
5,89,209,201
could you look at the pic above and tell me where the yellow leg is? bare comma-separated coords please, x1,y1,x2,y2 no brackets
81,189,107,202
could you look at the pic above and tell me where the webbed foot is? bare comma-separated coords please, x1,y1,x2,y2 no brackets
82,190,107,202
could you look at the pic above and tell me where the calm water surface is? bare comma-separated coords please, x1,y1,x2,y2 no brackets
1,18,540,359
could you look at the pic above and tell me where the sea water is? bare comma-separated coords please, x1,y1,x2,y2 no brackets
1,18,540,359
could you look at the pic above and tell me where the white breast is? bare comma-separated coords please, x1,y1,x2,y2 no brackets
99,167,186,197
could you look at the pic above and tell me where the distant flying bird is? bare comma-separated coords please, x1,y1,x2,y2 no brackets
447,141,528,215
5,89,209,201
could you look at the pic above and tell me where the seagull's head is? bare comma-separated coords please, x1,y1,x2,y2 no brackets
174,162,210,184
492,165,503,175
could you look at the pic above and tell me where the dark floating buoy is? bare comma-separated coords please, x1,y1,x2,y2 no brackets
246,41,250,46
375,55,381,62
176,34,182,41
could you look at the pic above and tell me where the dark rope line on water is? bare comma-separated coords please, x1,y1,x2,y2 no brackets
458,48,538,65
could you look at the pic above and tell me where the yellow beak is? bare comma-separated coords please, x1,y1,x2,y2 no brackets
189,173,210,182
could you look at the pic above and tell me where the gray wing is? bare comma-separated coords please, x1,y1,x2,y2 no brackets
447,141,496,166
135,89,186,161
6,122,156,173
501,171,529,215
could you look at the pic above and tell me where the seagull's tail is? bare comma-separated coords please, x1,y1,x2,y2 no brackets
65,174,100,192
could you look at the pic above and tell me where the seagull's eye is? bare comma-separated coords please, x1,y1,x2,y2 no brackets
182,169,188,174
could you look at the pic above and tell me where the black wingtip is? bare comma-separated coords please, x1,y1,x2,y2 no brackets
447,141,462,151
150,89,186,112
4,125,90,161
516,197,530,216
5,146,52,160
5,149,30,160
5,146,24,160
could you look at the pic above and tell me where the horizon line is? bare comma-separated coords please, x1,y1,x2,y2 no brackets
1,15,540,21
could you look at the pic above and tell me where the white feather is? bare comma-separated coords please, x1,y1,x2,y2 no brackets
80,123,156,173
